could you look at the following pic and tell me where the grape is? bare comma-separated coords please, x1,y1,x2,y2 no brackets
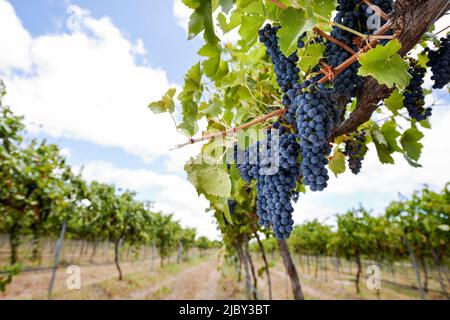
343,131,367,175
235,126,301,239
325,0,393,99
294,80,339,192
258,24,300,95
426,34,450,89
403,61,431,121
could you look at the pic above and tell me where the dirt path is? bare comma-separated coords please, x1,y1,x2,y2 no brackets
0,259,156,300
126,256,221,300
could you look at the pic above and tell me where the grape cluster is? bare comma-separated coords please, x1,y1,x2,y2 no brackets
258,24,300,96
325,0,394,98
343,131,367,175
426,34,450,89
294,81,339,192
235,125,300,239
325,0,363,98
403,62,431,121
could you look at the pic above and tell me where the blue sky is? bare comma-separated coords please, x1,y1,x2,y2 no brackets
0,0,449,239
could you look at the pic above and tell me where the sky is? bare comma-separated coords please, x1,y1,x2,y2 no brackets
0,0,449,239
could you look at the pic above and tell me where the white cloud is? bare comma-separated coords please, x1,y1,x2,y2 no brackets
173,0,191,31
0,0,32,72
0,1,187,162
79,161,218,239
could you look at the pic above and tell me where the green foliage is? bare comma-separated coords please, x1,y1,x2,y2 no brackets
0,264,21,292
278,8,314,57
148,88,177,114
358,40,411,89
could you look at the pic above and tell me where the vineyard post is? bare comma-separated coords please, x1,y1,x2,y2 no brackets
47,219,67,300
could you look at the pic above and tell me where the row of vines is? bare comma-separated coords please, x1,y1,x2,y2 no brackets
0,81,218,295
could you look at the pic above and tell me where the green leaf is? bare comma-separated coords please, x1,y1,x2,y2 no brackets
381,120,401,152
217,12,241,33
198,100,222,117
329,149,346,177
188,10,205,40
186,0,222,78
373,142,395,164
297,0,336,20
220,0,234,13
400,127,424,162
371,127,394,164
182,0,201,9
223,199,234,224
384,89,404,115
278,7,314,57
178,63,203,136
358,40,411,89
419,118,431,129
148,88,177,114
185,163,232,198
417,51,430,68
238,14,266,48
298,43,326,73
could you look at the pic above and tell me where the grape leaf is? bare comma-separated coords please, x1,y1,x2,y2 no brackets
223,201,234,224
220,0,234,13
329,149,346,177
185,163,232,198
417,52,430,68
186,0,222,77
358,40,411,89
400,127,424,162
182,0,201,9
238,14,266,49
384,89,404,115
278,7,314,57
373,142,395,164
217,12,241,33
178,63,202,136
198,100,222,117
298,43,326,73
297,0,337,20
381,120,401,152
148,88,176,114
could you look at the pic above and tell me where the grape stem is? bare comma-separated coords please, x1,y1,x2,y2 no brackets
172,109,285,149
313,28,356,55
318,20,393,84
